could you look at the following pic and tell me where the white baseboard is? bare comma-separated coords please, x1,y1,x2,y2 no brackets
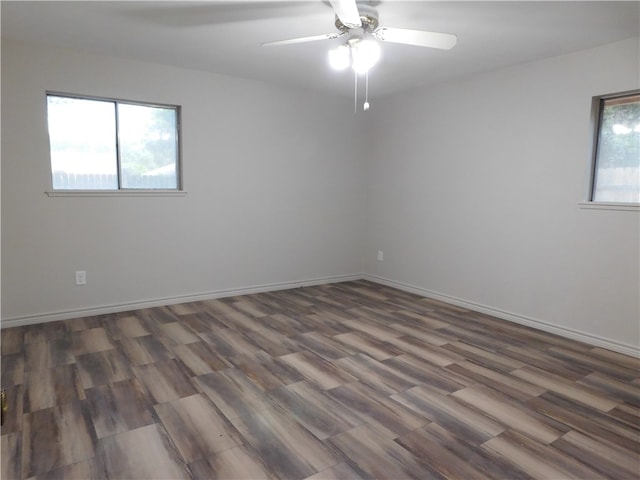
0,273,364,329
364,274,640,358
3,272,637,359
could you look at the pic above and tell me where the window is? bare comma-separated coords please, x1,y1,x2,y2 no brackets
47,93,181,191
591,92,640,203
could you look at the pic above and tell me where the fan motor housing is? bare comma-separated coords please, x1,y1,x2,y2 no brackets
335,5,379,32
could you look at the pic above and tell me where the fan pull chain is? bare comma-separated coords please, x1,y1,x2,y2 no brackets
364,71,370,111
354,70,358,113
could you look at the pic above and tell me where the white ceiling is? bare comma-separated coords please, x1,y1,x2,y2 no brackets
2,1,638,98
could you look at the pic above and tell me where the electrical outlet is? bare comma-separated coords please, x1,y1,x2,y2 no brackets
75,270,86,286
377,250,384,261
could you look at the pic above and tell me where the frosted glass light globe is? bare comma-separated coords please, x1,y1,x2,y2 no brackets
351,39,380,74
328,44,351,70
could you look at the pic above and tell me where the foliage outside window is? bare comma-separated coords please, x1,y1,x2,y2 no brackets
591,92,640,203
47,93,181,190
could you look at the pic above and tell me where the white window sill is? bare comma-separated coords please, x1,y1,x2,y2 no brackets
46,190,187,198
578,201,640,212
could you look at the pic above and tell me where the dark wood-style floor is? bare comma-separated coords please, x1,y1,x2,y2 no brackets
1,280,639,479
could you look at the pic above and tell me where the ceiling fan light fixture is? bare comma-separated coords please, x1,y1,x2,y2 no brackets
261,0,456,110
350,38,380,74
328,44,351,70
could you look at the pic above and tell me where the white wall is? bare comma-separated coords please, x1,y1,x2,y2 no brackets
364,38,640,353
1,40,366,322
3,37,638,355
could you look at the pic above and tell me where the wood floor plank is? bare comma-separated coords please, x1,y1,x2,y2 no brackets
437,324,515,352
348,306,402,325
396,426,494,480
64,315,106,332
188,446,275,480
71,327,116,356
452,385,565,444
382,354,473,393
85,378,155,438
177,312,222,334
441,340,526,372
158,322,201,346
23,322,69,345
332,353,417,395
132,359,197,404
24,364,85,413
392,385,506,444
326,381,427,439
231,406,339,480
1,433,21,480
104,315,150,340
526,392,640,451
22,401,96,478
97,423,189,479
388,321,451,346
237,357,305,391
268,381,361,440
76,349,134,389
482,430,607,479
0,352,24,388
512,365,619,412
199,327,262,359
118,335,174,366
1,326,26,355
278,351,357,390
422,422,534,480
328,424,440,480
446,360,546,401
607,402,640,428
154,394,239,463
25,337,75,371
138,306,181,325
548,346,639,381
500,345,593,380
290,331,354,361
193,368,274,421
231,299,270,318
577,371,640,406
392,309,449,329
302,461,367,480
203,300,264,332
344,318,404,342
333,332,402,361
589,347,640,371
172,341,231,376
26,458,107,480
386,335,464,366
244,328,301,357
552,430,640,479
167,302,200,316
299,313,354,336
263,313,310,336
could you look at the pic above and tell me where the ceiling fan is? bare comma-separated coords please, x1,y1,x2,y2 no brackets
261,0,457,110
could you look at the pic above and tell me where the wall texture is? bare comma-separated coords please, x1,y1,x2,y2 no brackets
2,38,638,354
364,38,639,354
1,40,366,322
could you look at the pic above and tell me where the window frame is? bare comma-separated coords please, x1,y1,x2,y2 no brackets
582,89,640,211
45,91,184,195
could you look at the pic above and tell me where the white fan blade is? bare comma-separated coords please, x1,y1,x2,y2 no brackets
261,31,345,47
373,27,457,50
329,0,361,28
